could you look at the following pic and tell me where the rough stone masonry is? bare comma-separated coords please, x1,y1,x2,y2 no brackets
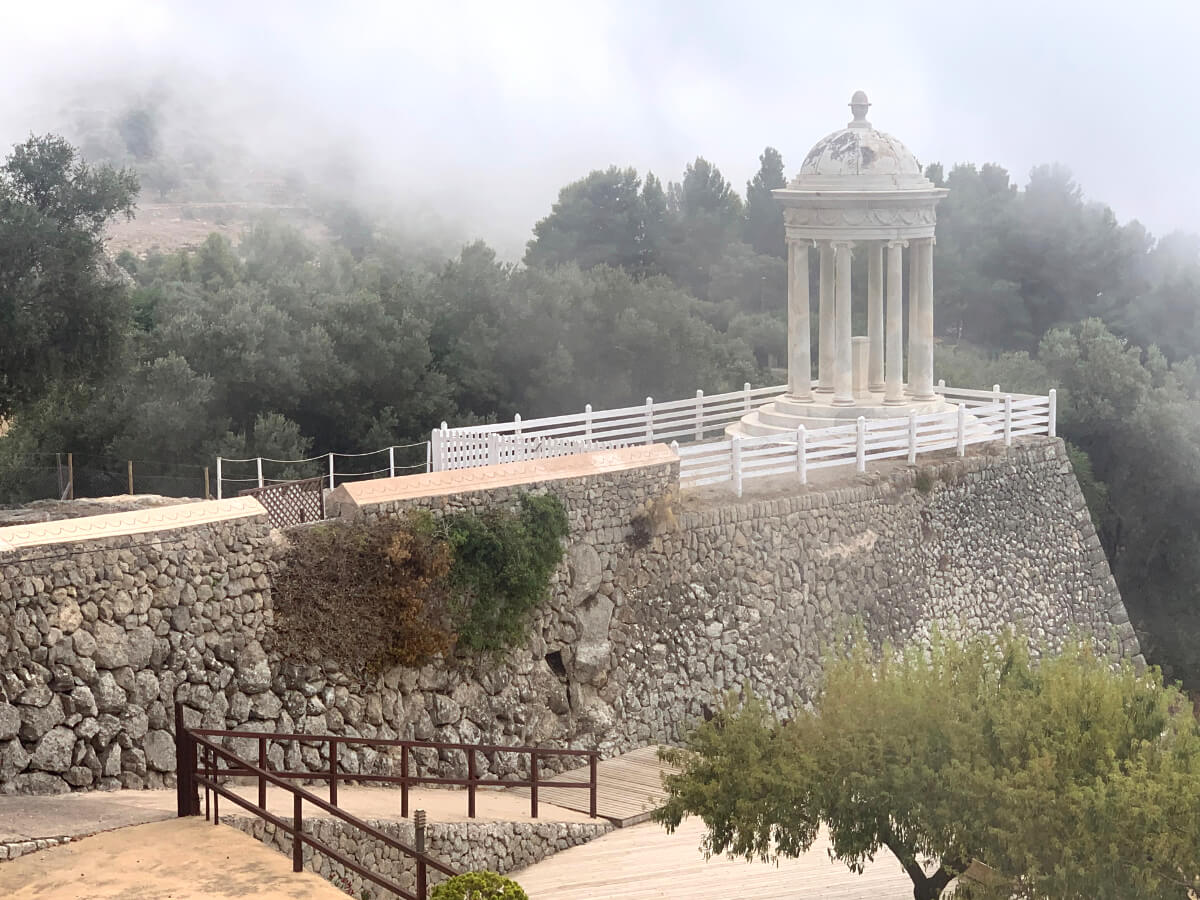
0,438,1139,795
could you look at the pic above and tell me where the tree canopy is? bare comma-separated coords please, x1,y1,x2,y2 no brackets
656,633,1200,900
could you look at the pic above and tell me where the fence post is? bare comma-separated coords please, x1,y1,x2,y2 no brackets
258,737,267,810
530,751,539,818
908,414,917,464
589,753,598,819
388,446,396,478
1004,395,1013,446
328,739,338,805
743,382,751,413
467,748,477,818
216,457,222,500
956,403,966,456
993,383,1001,402
513,413,522,440
731,436,743,498
67,452,74,500
937,378,946,392
856,417,866,473
292,793,303,872
1048,388,1057,437
797,426,807,485
584,404,592,440
488,433,500,465
174,701,191,817
694,390,704,440
203,467,210,500
327,453,335,490
127,460,134,495
429,429,441,472
401,744,410,818
56,453,63,499
669,440,679,457
415,808,428,900
645,397,654,444
256,457,264,489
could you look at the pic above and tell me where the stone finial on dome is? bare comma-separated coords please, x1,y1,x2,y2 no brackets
849,90,871,128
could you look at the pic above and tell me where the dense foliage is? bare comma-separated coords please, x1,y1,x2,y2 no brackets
655,634,1200,899
271,495,568,671
4,132,1200,689
428,871,528,900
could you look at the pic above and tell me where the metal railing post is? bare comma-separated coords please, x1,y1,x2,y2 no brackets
256,457,264,489
530,751,539,818
292,793,303,872
731,436,743,498
329,739,338,806
216,457,223,499
589,753,598,818
327,453,335,490
388,446,396,478
956,403,966,457
1048,388,1057,437
401,744,410,818
174,701,192,817
1004,395,1013,447
258,737,267,810
797,426,807,485
908,414,917,464
415,809,428,900
694,390,704,440
467,749,476,818
856,417,866,472
645,397,654,444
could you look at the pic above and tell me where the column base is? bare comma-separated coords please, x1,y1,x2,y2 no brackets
788,394,815,404
868,382,885,392
883,396,907,406
911,391,937,401
831,396,855,407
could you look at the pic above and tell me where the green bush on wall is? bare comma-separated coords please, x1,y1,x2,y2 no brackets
443,493,569,652
272,493,569,671
429,871,529,900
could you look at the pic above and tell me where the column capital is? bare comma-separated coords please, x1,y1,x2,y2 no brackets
829,239,855,252
886,239,909,249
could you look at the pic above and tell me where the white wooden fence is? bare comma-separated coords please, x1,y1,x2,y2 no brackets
677,387,1056,496
430,381,1058,497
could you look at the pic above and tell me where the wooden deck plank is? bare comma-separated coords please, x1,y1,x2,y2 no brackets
508,745,678,826
516,819,918,900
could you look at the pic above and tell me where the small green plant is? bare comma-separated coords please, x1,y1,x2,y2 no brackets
429,871,528,900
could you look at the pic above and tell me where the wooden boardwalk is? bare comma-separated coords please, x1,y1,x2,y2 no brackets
508,745,678,826
517,818,917,899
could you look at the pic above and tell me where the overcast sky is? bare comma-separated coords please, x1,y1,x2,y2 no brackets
1,0,1196,257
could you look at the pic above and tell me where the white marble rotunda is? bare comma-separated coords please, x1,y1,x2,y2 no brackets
729,91,951,437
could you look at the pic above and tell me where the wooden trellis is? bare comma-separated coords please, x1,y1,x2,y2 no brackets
239,476,325,529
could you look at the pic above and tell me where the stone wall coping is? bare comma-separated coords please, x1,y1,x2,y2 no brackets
329,444,678,511
0,496,267,551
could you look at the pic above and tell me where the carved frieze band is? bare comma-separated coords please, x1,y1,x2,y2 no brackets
785,206,936,227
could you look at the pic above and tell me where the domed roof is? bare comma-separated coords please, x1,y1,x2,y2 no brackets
789,92,931,191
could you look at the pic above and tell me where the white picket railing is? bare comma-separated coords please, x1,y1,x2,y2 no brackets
429,380,1057,497
676,388,1056,496
431,382,785,471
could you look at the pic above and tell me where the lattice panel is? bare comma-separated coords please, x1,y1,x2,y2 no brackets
239,477,325,529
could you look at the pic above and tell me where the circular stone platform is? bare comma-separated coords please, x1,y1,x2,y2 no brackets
727,391,955,436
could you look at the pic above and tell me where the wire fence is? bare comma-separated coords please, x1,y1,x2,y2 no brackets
214,443,429,499
0,443,431,507
0,453,214,506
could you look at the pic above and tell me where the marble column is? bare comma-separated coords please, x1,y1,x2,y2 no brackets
832,241,854,406
816,241,835,393
884,240,906,404
787,240,813,402
909,237,936,400
867,242,884,391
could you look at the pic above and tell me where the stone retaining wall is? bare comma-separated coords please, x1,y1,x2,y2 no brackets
225,815,612,898
0,439,1140,796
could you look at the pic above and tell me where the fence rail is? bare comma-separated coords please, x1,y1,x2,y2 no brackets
216,443,429,500
174,705,601,898
428,380,1057,493
674,388,1056,496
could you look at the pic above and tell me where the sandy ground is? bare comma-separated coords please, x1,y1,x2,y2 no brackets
0,818,348,900
517,818,920,900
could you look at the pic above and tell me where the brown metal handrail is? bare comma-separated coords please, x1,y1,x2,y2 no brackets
183,722,601,821
175,705,456,900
